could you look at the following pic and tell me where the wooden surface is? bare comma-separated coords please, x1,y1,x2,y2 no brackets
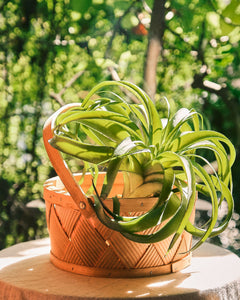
0,238,240,299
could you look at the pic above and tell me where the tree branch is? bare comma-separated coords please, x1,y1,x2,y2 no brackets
144,0,166,101
50,71,84,106
49,91,65,106
59,71,84,97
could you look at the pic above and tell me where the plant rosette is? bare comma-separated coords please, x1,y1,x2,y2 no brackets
43,80,235,277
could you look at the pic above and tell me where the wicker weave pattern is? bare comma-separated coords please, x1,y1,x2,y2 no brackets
44,176,193,277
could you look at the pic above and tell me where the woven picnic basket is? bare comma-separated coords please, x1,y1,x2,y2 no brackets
43,104,194,278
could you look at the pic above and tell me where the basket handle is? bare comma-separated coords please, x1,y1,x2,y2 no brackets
43,103,93,217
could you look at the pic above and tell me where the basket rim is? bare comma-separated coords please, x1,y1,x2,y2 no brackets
43,172,159,211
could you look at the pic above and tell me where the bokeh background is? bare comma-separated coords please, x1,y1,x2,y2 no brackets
0,0,240,254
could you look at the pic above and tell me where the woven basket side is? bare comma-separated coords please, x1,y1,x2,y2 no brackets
44,173,194,277
45,200,192,272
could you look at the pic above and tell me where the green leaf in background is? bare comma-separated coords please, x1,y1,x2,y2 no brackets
1,0,240,255
222,0,240,25
220,18,236,35
70,0,92,14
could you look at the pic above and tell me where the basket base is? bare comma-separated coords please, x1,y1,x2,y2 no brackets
50,251,192,278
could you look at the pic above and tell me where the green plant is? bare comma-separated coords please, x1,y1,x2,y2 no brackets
49,80,236,251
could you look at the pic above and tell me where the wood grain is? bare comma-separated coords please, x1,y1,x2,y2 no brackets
0,238,240,299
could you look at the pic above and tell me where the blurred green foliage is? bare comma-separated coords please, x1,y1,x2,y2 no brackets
0,0,239,252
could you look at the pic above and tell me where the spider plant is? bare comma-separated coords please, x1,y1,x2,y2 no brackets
49,80,235,251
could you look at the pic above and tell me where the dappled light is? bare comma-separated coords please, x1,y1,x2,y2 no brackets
0,0,239,259
1,239,240,298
